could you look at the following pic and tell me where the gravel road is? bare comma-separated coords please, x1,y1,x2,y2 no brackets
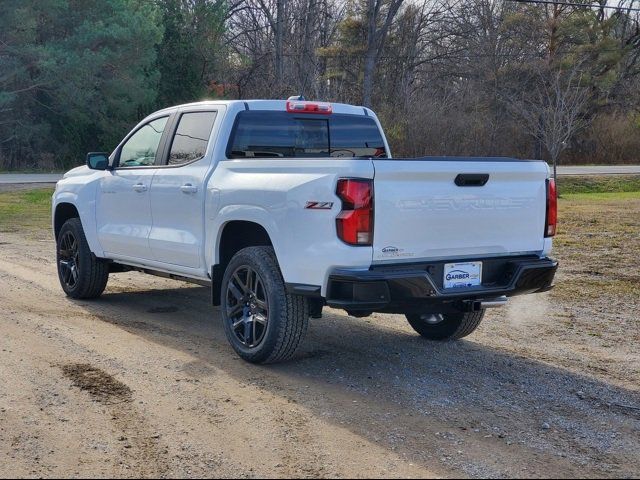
0,231,639,478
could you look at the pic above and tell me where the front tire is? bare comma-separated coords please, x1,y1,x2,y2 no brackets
220,246,309,364
56,217,109,299
405,310,485,341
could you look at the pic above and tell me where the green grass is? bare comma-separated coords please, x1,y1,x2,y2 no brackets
558,175,640,195
562,191,640,201
0,188,54,233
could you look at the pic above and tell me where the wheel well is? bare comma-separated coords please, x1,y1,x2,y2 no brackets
54,203,80,239
211,221,273,305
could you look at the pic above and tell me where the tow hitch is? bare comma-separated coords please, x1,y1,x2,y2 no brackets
464,296,508,311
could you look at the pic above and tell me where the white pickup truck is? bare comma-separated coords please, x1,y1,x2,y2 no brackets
52,98,558,363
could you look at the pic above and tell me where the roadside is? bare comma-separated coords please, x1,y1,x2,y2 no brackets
555,165,640,176
1,165,640,188
0,182,638,478
558,175,640,194
0,173,64,185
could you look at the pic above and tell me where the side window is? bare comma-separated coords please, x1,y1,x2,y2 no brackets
167,111,217,166
119,117,169,167
329,116,387,158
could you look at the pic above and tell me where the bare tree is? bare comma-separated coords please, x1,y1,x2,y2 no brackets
508,67,590,182
253,0,286,85
362,0,405,107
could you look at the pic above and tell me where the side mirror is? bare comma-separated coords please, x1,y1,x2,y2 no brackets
86,152,110,170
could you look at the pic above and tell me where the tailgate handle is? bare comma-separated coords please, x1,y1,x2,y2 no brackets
455,173,489,187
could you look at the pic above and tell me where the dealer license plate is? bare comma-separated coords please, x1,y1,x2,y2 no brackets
443,262,482,289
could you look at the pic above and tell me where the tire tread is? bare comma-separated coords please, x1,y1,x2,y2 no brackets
221,246,308,364
406,309,485,341
450,310,485,340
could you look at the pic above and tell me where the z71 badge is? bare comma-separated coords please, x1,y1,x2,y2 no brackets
305,201,334,210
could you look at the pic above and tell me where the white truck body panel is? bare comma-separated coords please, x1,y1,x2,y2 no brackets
96,168,156,260
147,104,227,269
207,158,375,295
372,160,549,263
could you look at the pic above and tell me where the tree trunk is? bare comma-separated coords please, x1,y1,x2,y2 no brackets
362,0,378,108
361,0,404,107
299,0,315,96
275,0,285,85
363,48,377,108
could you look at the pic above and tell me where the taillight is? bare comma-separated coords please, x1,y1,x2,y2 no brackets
545,178,557,237
336,179,373,246
286,101,332,114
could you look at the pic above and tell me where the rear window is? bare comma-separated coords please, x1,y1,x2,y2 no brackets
227,111,387,159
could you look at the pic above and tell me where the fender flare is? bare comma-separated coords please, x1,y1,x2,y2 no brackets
53,190,104,257
209,205,281,267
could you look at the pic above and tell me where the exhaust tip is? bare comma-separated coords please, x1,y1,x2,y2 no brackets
479,296,508,309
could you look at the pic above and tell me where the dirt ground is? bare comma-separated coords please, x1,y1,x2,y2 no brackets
0,190,639,478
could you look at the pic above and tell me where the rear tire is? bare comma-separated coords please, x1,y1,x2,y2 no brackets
56,217,109,299
405,310,485,340
220,246,308,364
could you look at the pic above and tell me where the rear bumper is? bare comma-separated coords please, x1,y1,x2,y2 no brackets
326,256,558,313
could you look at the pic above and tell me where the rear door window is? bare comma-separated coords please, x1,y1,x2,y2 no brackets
167,111,217,166
227,111,386,159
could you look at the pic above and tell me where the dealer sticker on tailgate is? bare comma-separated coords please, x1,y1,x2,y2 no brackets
443,262,482,289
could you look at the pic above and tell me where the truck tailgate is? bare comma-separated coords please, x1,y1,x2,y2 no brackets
372,159,549,263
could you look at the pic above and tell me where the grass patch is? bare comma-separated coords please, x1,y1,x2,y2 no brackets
553,276,640,301
558,175,640,195
553,193,640,304
0,187,53,234
562,191,640,201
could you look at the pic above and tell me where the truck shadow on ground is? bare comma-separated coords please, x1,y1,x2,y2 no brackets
74,282,640,478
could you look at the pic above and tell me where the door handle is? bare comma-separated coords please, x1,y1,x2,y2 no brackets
132,183,147,192
180,183,198,194
454,173,489,187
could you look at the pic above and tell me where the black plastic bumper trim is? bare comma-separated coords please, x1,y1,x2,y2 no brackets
285,283,322,297
326,257,558,311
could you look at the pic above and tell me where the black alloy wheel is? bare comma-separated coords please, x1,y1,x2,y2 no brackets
58,230,80,290
225,265,269,348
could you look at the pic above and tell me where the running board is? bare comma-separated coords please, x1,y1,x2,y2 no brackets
116,263,211,287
